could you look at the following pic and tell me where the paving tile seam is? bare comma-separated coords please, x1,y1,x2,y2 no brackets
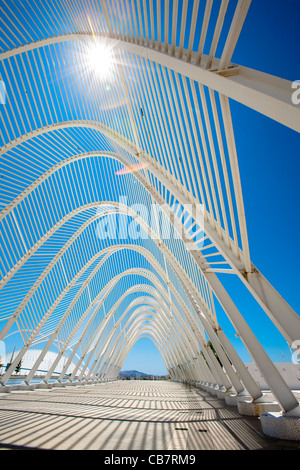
0,400,206,412
0,406,253,424
0,408,226,424
0,395,204,403
1,396,192,403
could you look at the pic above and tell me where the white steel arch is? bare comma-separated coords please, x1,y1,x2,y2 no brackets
0,0,299,425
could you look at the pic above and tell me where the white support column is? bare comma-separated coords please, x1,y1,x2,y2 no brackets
199,316,246,395
215,327,263,399
206,271,299,413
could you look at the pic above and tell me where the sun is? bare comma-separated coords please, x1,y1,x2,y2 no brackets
86,41,114,80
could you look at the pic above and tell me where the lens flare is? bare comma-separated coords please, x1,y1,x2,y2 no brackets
116,162,149,175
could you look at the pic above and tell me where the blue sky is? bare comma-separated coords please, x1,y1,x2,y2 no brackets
123,0,300,374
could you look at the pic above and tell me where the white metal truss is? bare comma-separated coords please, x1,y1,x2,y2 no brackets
0,0,299,418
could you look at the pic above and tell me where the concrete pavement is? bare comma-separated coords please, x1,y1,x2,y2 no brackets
0,380,297,450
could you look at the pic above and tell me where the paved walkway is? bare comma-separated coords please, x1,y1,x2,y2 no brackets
0,380,295,450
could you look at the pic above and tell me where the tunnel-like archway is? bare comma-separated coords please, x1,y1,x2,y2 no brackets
0,0,300,443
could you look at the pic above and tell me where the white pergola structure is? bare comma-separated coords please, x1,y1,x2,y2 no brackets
0,0,299,437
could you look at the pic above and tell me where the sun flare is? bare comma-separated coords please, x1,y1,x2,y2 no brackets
87,41,114,80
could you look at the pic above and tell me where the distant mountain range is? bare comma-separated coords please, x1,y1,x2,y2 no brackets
119,370,165,378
